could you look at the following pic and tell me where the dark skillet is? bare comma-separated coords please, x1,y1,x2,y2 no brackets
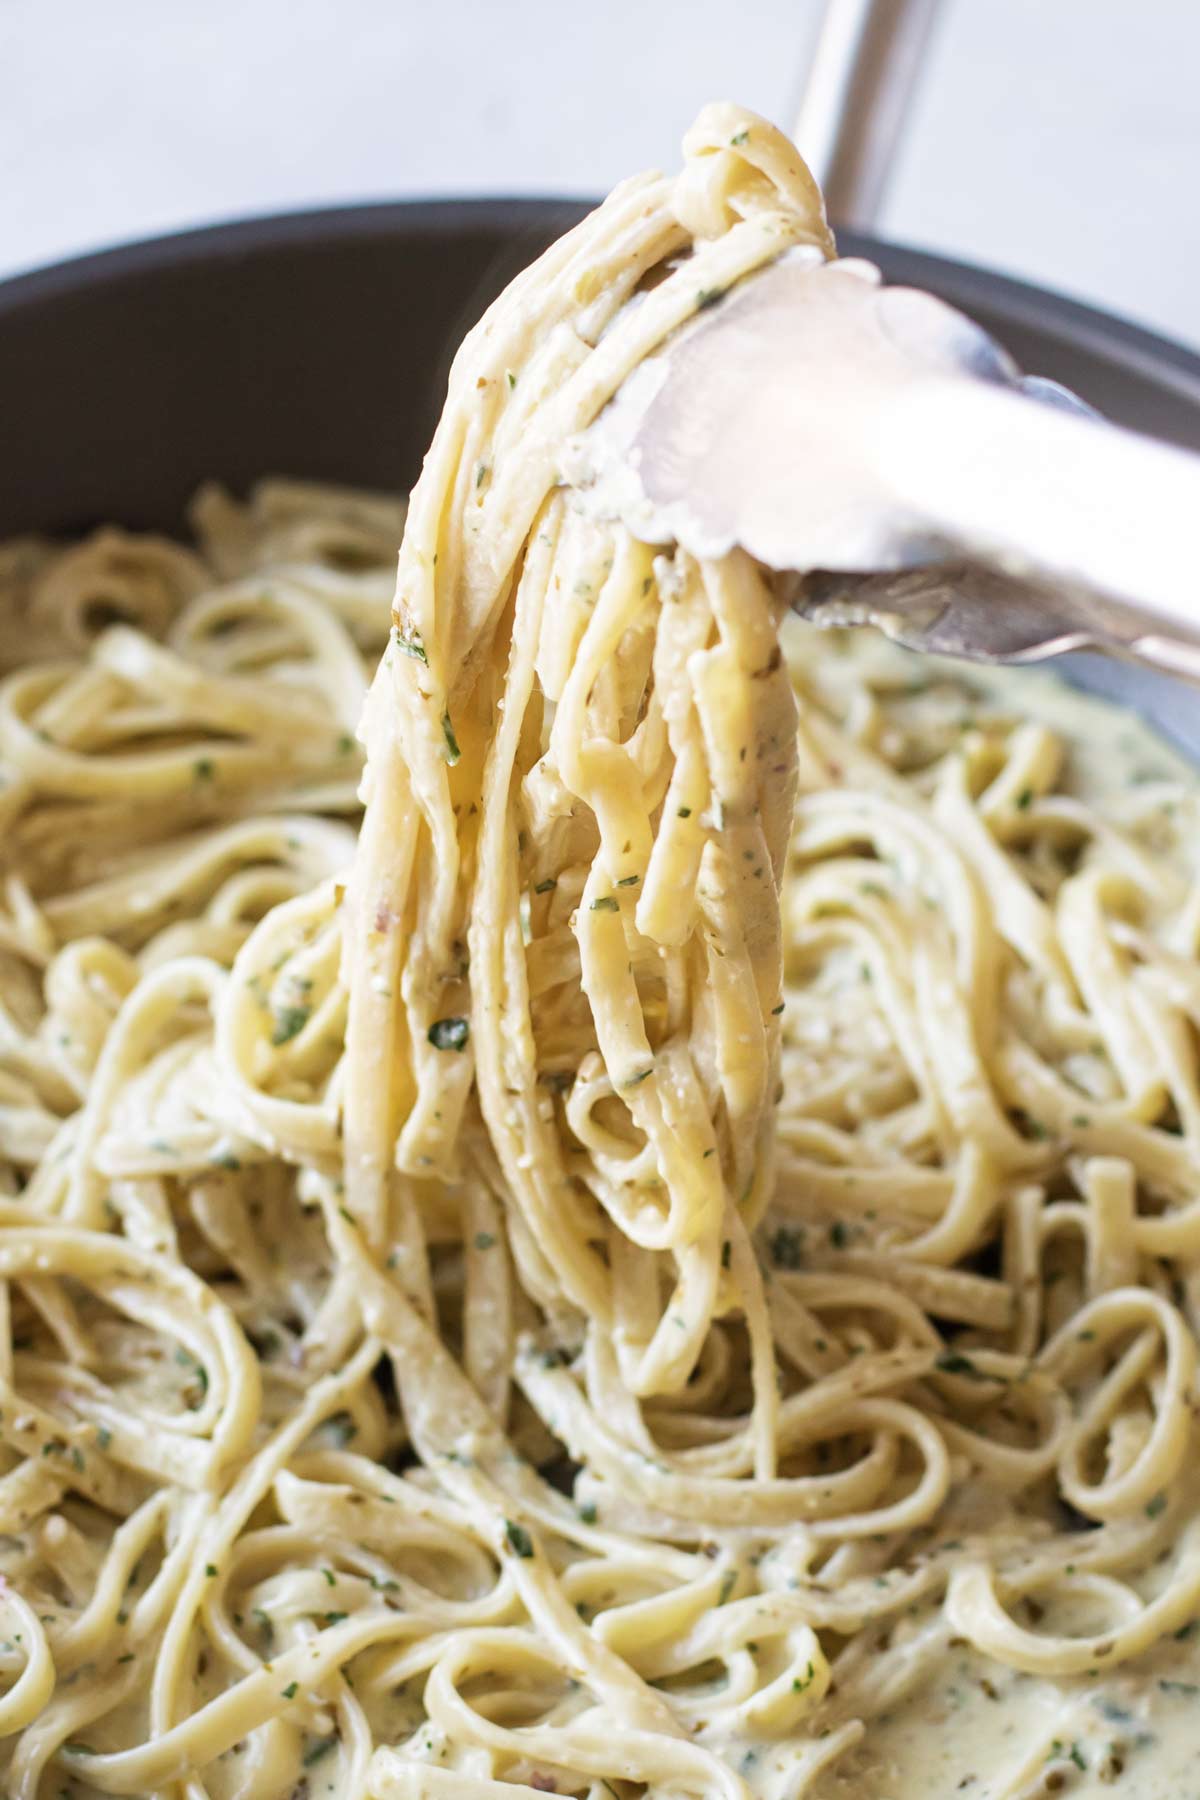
1,199,1197,748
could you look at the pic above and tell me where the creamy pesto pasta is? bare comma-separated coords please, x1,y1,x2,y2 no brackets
2,101,1200,1800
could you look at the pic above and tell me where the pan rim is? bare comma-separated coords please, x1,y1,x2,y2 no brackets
1,195,1198,404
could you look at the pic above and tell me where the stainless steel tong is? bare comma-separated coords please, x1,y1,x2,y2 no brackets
578,249,1200,683
573,0,1200,685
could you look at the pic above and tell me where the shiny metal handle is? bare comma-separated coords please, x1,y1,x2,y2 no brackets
880,376,1200,678
792,0,944,229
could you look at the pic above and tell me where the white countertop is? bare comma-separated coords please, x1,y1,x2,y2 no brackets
2,0,1197,350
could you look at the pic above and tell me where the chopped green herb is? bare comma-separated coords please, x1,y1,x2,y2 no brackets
793,1660,816,1692
193,758,215,781
589,895,619,912
441,711,461,764
717,1569,736,1605
769,1226,804,1270
771,1002,785,1015
677,805,692,818
302,1737,337,1768
428,1015,469,1052
1016,787,1033,809
271,1005,310,1045
504,1519,534,1558
578,1501,598,1524
1146,1491,1168,1518
697,287,725,310
534,878,557,894
506,370,517,390
622,1067,653,1089
282,1681,298,1698
391,628,428,663
936,1351,985,1380
337,732,356,754
829,1221,849,1249
730,129,750,146
205,1564,217,1578
474,1231,496,1251
721,1240,732,1269
95,1427,112,1451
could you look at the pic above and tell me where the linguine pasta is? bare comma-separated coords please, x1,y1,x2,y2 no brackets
2,103,1200,1800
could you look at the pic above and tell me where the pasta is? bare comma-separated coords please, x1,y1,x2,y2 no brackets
2,101,1200,1800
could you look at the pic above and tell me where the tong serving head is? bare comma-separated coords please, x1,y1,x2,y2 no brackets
573,251,1200,685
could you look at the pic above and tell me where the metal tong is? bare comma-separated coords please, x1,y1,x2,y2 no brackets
577,248,1200,683
573,0,1200,684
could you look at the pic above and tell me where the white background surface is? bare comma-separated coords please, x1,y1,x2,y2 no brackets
2,0,1198,349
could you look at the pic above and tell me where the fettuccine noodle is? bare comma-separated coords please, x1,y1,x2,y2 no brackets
2,104,1200,1800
